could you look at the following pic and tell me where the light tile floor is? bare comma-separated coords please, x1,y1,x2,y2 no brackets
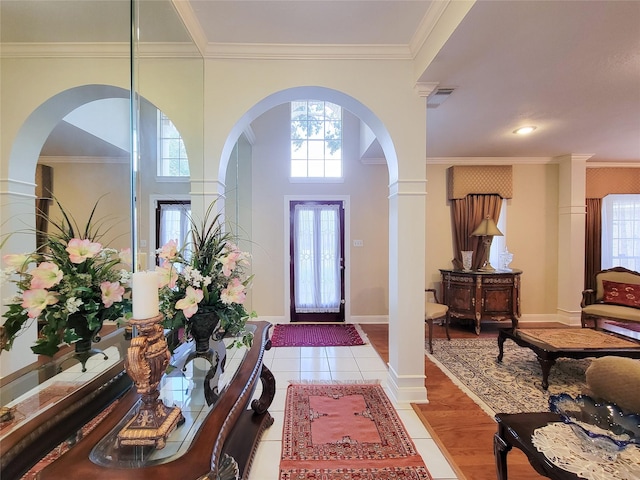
248,343,458,480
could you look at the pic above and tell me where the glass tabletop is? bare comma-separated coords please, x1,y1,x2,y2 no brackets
88,325,254,468
0,326,128,439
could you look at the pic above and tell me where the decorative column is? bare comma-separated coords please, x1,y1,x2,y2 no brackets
556,154,592,325
387,179,428,405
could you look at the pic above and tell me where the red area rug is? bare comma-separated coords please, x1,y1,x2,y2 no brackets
280,383,432,479
271,323,365,347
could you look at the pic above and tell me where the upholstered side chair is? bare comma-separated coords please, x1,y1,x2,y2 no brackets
426,288,450,354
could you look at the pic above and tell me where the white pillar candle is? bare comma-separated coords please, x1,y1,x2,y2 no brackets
132,271,160,319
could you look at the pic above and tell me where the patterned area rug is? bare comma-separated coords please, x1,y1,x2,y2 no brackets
427,337,588,415
271,323,366,347
280,383,432,479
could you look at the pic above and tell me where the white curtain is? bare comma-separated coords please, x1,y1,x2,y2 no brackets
601,194,640,271
159,203,191,260
293,204,341,313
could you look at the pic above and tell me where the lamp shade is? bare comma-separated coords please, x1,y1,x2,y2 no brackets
471,216,503,237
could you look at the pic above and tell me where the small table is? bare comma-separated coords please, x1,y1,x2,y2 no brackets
494,412,580,480
497,328,640,389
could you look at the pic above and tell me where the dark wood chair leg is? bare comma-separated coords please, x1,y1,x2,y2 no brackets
427,318,433,354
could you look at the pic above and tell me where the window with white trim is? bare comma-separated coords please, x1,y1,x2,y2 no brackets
602,194,640,270
157,111,190,177
290,100,342,178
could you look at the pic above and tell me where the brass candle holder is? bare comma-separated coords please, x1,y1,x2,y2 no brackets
117,314,184,449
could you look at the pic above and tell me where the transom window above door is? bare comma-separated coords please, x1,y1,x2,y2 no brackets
290,100,342,179
157,111,190,177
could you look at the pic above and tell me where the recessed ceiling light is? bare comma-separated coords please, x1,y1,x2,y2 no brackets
513,126,536,135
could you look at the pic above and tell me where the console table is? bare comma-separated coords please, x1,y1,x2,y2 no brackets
440,269,521,334
7,321,274,480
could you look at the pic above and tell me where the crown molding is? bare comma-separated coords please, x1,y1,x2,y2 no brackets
0,42,129,58
171,0,208,56
586,162,640,168
426,156,640,166
39,156,128,164
1,42,201,59
203,42,412,60
414,82,439,97
409,0,451,58
426,157,556,165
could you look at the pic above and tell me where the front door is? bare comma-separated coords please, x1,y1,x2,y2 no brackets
289,200,345,322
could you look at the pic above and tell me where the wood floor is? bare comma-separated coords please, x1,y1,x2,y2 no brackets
360,322,557,480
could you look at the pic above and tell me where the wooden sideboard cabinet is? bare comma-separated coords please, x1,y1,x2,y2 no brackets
440,269,522,334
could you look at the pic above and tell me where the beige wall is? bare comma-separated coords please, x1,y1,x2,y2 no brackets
42,160,131,252
426,162,561,317
249,104,389,320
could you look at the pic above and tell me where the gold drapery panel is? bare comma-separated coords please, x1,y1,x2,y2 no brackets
447,165,513,200
450,194,502,270
586,168,640,198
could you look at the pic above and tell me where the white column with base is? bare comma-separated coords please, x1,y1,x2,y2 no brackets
386,179,428,405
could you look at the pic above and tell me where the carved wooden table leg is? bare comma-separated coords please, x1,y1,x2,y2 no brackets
536,355,556,390
494,424,512,480
251,364,276,416
497,329,507,362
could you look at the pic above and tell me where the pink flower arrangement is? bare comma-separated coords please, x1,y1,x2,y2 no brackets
157,203,255,349
1,200,132,356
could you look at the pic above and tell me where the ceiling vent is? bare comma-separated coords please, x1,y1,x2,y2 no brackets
427,88,455,108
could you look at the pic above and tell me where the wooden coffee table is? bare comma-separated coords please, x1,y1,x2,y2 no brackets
494,412,581,480
497,328,640,389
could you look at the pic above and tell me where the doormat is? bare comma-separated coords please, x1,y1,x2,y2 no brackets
271,323,366,347
427,337,588,415
280,383,432,479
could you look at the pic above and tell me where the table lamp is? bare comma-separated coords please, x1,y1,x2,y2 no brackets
471,216,503,271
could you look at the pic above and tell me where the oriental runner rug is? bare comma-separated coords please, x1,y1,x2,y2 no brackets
280,383,432,480
271,323,366,347
427,337,588,415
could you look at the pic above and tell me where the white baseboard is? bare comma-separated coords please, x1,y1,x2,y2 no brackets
256,313,582,326
255,315,389,325
349,315,388,324
254,315,286,325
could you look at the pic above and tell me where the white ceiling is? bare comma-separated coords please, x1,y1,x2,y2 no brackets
2,0,639,163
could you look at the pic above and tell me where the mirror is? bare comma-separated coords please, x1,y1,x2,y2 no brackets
0,0,132,377
133,0,204,271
